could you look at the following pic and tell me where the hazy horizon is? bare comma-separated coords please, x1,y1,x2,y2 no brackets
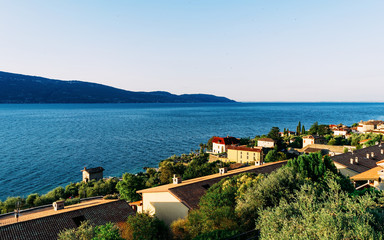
1,1,383,102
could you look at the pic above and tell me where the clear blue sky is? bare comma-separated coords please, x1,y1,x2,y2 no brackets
1,1,383,102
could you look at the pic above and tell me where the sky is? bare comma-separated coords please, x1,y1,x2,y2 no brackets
0,1,383,102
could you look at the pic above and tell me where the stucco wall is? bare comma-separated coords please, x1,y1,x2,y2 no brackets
258,140,274,148
142,192,189,225
303,139,314,148
212,143,225,153
82,172,103,182
227,149,261,163
333,162,359,177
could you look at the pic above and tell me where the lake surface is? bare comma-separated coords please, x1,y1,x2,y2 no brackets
1,102,384,200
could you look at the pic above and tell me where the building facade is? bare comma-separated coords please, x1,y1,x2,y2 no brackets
257,138,275,148
302,135,326,148
211,136,239,154
82,167,104,182
227,146,263,164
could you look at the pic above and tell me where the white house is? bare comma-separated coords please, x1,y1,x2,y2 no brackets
211,136,239,154
257,138,275,148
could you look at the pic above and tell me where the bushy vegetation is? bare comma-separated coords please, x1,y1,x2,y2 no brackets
58,221,123,240
122,212,169,240
257,181,384,239
117,152,229,202
165,152,384,239
0,178,119,214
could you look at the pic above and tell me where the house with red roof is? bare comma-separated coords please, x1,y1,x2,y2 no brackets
211,136,239,154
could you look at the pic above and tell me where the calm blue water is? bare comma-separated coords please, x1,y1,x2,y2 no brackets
0,102,384,200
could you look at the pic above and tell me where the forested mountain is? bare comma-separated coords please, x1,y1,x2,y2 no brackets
0,71,235,103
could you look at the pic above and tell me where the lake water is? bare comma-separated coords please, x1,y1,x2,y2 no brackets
0,102,384,200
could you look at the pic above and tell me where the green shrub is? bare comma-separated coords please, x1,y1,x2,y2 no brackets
64,198,80,206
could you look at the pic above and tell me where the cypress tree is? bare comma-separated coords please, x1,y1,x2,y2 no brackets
302,125,305,135
297,121,301,135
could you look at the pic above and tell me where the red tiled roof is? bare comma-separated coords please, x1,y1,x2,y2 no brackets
129,200,142,206
227,145,262,152
212,136,239,145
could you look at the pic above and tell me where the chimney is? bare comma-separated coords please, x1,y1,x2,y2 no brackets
219,167,228,175
366,153,370,159
172,174,182,184
371,152,375,158
381,149,384,155
53,200,65,211
350,158,354,165
355,157,359,164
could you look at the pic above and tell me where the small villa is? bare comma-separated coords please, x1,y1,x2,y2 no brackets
357,120,384,133
211,136,240,153
257,138,275,148
302,135,326,148
226,145,263,164
333,128,349,136
81,167,104,183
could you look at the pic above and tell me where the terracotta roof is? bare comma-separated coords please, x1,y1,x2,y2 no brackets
359,139,372,144
82,167,104,174
258,138,275,142
362,120,384,126
129,200,142,206
350,167,383,181
331,145,384,173
334,128,348,132
0,199,134,240
212,136,240,145
298,144,347,154
138,161,287,209
366,130,384,134
377,160,384,165
301,147,323,153
227,145,262,153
